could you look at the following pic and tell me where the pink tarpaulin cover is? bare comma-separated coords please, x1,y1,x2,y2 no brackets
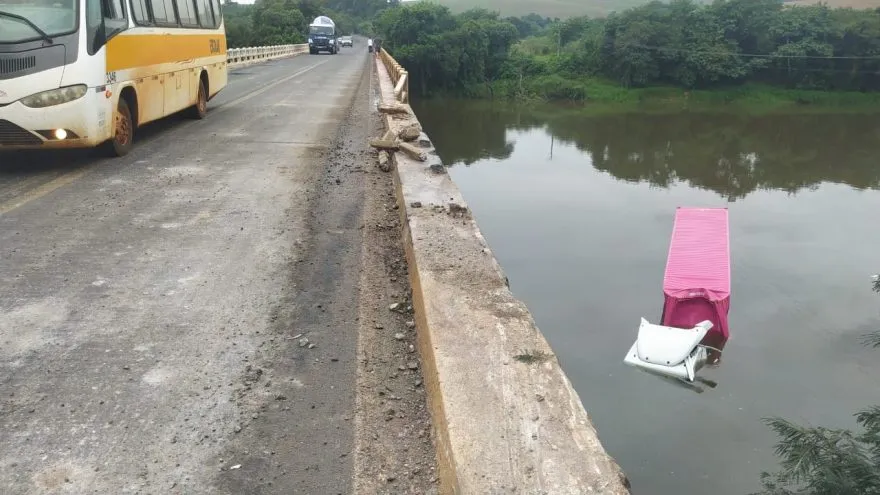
661,207,731,340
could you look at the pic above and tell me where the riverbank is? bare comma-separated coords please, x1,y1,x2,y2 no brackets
462,77,880,114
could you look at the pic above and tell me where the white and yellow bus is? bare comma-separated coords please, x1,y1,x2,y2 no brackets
0,0,227,156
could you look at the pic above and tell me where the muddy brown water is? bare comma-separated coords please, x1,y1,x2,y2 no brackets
414,98,880,495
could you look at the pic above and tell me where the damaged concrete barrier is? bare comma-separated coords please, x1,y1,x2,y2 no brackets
374,57,632,494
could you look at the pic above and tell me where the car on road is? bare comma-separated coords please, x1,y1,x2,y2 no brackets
340,36,353,47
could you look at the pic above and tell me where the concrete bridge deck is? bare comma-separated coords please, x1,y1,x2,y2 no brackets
0,41,628,495
0,47,436,494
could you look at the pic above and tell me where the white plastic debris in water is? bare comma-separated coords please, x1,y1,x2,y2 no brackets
623,318,713,382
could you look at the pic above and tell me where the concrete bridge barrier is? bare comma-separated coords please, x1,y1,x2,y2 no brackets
227,44,309,69
379,49,409,104
375,49,632,494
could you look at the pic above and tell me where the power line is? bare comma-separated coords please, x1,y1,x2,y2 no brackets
628,42,880,60
770,65,880,74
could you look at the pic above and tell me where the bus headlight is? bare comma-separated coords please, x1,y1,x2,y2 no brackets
20,85,88,108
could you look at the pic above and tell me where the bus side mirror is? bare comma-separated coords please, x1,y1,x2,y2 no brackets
87,0,127,53
91,18,124,53
91,17,107,52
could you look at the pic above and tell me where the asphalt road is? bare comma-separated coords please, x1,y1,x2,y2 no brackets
0,46,377,494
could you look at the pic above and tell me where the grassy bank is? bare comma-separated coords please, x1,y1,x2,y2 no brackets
462,76,880,114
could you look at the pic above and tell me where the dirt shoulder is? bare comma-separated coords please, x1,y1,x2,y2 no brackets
351,59,439,495
214,54,438,494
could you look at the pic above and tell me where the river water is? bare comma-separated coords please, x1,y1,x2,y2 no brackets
413,99,880,495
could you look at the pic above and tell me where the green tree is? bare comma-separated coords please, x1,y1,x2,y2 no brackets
285,0,880,98
374,3,460,93
827,9,880,91
756,276,880,495
375,3,521,95
601,13,665,87
767,4,836,89
297,0,326,23
709,0,780,56
324,0,394,18
223,1,255,47
250,0,307,45
505,13,552,39
357,19,375,36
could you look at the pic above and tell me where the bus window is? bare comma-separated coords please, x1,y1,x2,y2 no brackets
130,0,150,25
85,0,127,53
209,0,222,26
104,0,125,19
86,0,102,51
103,0,127,33
175,0,198,27
149,0,176,25
194,0,212,28
0,0,77,43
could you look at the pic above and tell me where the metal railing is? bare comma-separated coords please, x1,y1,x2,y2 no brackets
227,44,309,66
379,48,410,104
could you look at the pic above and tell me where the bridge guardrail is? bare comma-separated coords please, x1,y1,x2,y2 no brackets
227,44,309,66
379,49,409,104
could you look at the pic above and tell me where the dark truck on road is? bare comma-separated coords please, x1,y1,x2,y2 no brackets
308,16,337,55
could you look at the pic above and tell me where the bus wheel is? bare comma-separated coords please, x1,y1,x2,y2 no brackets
108,97,134,157
189,79,208,120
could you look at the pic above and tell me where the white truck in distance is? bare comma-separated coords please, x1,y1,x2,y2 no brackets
308,16,337,55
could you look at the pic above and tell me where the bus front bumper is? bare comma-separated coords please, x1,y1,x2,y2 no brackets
0,90,110,151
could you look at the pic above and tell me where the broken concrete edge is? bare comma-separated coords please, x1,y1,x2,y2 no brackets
374,61,632,494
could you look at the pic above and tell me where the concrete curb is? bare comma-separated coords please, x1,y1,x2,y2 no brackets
374,61,632,494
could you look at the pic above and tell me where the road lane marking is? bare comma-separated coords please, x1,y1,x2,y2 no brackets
0,174,50,199
0,59,331,216
212,59,331,114
0,166,95,216
132,59,331,142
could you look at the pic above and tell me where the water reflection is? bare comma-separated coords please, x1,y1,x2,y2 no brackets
414,102,517,165
414,99,880,201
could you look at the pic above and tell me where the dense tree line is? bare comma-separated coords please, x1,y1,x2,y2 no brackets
219,0,880,94
374,4,553,95
588,0,880,91
376,0,880,97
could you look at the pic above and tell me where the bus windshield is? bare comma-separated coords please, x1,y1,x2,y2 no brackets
0,0,77,43
309,25,333,36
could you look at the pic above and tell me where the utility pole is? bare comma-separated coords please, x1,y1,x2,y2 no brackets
557,28,561,57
